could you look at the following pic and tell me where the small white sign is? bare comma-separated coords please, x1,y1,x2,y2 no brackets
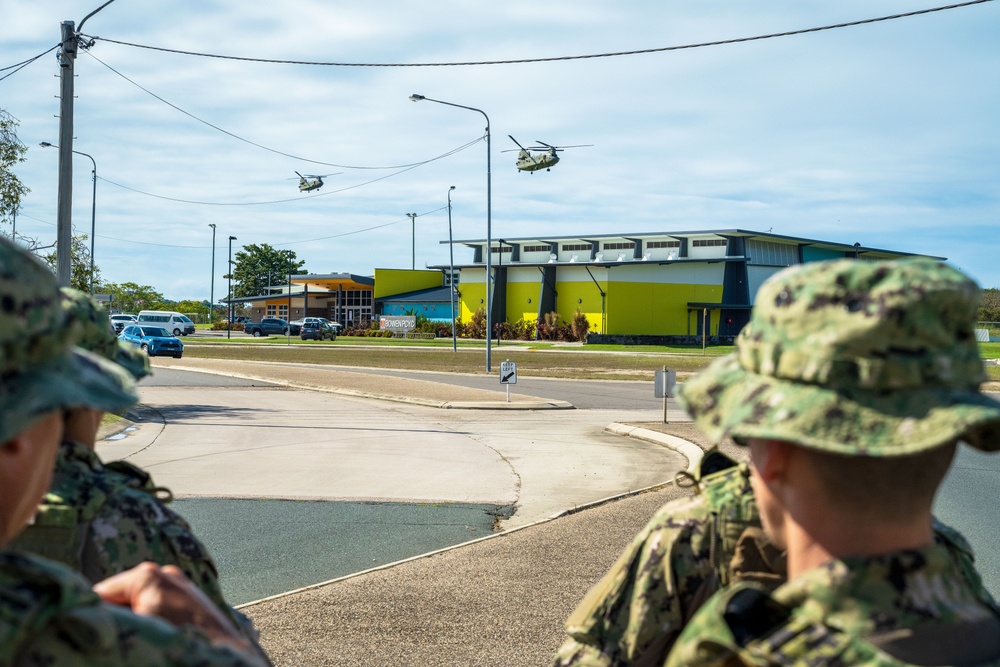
500,360,517,385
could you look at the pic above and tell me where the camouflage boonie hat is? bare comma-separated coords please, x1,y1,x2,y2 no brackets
0,239,137,443
679,258,1000,456
61,288,150,380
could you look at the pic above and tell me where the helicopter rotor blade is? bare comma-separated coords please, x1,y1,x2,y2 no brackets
534,141,593,151
507,135,529,151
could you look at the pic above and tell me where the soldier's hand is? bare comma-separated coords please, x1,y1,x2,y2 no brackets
94,562,251,651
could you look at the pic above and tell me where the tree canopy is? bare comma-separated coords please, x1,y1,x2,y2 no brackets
228,243,306,299
979,288,1000,324
100,281,167,314
0,109,29,228
42,234,102,292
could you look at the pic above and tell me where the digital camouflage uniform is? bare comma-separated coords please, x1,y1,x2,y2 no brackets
553,458,785,667
9,288,257,639
552,459,976,667
0,241,267,666
662,258,1000,666
0,550,264,666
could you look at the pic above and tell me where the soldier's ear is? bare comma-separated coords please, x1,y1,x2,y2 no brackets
748,439,791,485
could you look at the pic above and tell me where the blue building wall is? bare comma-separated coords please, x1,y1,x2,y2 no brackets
382,302,454,322
802,245,849,262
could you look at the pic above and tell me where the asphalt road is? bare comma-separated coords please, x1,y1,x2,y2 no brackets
111,366,684,604
129,366,1000,602
934,445,1000,595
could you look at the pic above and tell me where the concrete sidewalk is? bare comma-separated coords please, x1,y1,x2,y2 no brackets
154,357,574,410
145,358,716,666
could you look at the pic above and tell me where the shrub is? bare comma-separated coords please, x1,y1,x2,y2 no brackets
463,307,487,339
571,308,590,342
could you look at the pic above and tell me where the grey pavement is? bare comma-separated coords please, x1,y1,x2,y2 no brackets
109,359,1000,666
108,359,702,666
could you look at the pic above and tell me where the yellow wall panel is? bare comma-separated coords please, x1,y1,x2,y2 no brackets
606,281,723,335
373,269,442,299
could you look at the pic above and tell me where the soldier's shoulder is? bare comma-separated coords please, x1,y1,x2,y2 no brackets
1,552,255,666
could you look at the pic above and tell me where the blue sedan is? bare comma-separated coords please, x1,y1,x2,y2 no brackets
119,325,184,358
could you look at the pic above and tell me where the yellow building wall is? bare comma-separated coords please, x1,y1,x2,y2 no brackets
457,268,487,323
373,268,442,299
606,281,723,334
503,281,539,324
553,281,605,334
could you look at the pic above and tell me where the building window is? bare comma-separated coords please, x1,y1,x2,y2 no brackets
561,243,591,251
692,239,727,247
490,246,512,254
646,240,680,248
522,245,550,253
602,242,635,250
747,240,797,266
266,305,276,317
278,305,288,318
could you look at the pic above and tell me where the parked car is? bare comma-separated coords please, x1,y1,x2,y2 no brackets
228,315,251,325
109,313,137,333
136,310,196,336
244,318,291,337
119,325,183,358
301,316,342,334
300,320,336,341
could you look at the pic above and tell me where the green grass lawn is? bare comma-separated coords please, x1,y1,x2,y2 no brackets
180,336,1000,384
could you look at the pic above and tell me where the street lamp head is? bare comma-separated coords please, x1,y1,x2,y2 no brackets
450,186,456,191
409,94,425,102
208,223,216,229
39,142,55,148
229,235,237,241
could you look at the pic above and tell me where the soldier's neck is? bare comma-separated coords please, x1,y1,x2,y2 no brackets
783,513,935,580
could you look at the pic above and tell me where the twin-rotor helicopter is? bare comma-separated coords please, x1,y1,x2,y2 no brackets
290,135,590,191
503,136,592,173
291,171,341,193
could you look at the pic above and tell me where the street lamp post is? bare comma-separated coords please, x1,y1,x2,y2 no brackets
228,235,237,339
208,224,216,324
447,186,456,352
40,142,97,292
410,94,493,372
496,238,505,347
406,212,417,270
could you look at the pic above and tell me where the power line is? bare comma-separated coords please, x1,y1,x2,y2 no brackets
94,139,481,206
0,44,60,82
84,51,482,170
82,0,993,68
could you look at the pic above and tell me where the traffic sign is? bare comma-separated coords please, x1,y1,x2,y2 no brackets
500,360,517,385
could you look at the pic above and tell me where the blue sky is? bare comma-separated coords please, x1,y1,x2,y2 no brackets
3,1,998,301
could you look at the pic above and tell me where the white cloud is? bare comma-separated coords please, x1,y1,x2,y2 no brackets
3,0,999,301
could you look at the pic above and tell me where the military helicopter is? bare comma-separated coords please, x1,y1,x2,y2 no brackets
292,171,341,193
503,136,592,173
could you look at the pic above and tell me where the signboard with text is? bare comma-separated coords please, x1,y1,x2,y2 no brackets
379,315,416,332
500,360,517,385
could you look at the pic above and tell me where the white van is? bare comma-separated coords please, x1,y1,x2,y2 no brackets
136,310,196,336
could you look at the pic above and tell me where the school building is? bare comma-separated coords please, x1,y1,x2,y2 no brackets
227,229,936,338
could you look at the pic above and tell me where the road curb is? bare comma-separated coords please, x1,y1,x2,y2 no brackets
235,422,702,610
154,363,574,410
604,423,703,477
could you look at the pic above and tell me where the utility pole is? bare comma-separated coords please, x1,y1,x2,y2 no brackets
55,20,76,287
54,1,119,286
406,213,417,270
208,224,216,323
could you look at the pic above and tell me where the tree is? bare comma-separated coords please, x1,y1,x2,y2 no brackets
100,282,166,314
0,109,29,229
979,288,1000,323
42,233,102,292
229,244,306,299
174,299,211,318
